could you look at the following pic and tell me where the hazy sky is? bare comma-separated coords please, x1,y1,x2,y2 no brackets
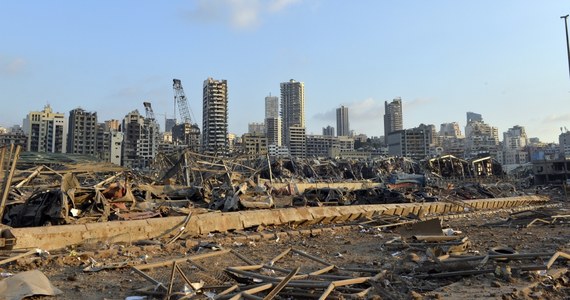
1,1,569,142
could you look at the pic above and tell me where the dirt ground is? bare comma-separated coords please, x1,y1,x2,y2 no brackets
2,200,570,300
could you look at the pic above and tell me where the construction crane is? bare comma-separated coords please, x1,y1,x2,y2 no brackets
143,101,155,120
173,79,193,124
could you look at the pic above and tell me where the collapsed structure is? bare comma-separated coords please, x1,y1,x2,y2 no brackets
0,144,568,299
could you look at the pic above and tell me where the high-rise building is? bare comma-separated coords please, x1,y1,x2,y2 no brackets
165,118,176,133
202,77,228,156
172,123,201,153
387,124,435,160
67,108,98,155
23,105,67,153
307,135,337,158
242,133,268,159
306,135,355,158
440,122,463,138
322,125,335,136
498,125,530,167
336,105,349,137
559,130,570,159
96,121,123,165
93,119,123,164
464,114,499,158
266,117,281,146
288,126,306,158
503,125,528,151
265,94,279,119
105,119,120,131
121,110,158,169
280,79,305,148
383,98,403,142
248,122,265,135
265,94,281,147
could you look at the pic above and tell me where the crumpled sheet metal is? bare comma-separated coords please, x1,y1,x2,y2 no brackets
0,270,62,300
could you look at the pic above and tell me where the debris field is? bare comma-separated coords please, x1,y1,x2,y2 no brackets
0,145,569,299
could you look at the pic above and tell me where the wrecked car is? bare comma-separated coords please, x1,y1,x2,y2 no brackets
3,189,72,227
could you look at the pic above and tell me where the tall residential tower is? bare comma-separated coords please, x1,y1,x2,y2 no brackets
383,98,403,142
202,77,228,156
280,79,305,152
265,94,281,146
23,105,67,153
67,108,97,155
336,105,349,137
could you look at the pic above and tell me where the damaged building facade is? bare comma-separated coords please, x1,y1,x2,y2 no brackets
121,110,159,169
23,105,67,153
67,108,97,156
202,77,229,156
387,124,436,160
464,112,499,158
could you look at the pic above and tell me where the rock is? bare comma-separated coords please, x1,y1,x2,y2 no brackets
184,239,200,249
491,280,502,288
410,290,423,300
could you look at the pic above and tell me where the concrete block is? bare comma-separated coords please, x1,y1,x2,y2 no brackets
261,233,276,240
287,230,300,237
310,228,322,235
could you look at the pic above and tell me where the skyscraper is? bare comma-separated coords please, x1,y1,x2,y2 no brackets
323,125,335,136
265,94,279,119
23,105,67,153
280,79,305,150
266,118,281,146
336,105,349,137
202,77,228,156
384,97,403,140
67,108,97,155
265,94,281,146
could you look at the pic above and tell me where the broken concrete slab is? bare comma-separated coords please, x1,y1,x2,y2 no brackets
2,195,549,250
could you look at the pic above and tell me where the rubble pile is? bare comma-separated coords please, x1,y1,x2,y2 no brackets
0,147,545,228
0,145,568,299
0,204,567,299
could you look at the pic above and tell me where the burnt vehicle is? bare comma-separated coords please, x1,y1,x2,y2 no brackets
3,189,73,227
292,187,353,206
351,187,406,205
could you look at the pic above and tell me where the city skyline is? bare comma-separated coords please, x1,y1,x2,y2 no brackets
1,1,570,142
